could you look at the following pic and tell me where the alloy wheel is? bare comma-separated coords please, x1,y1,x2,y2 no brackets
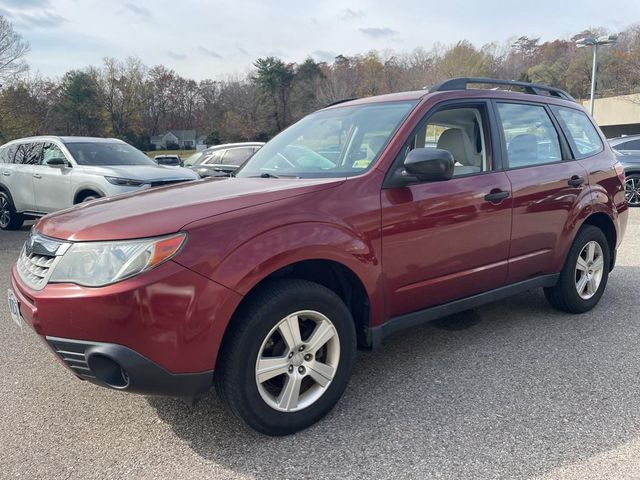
255,310,340,412
575,240,604,300
0,196,10,228
625,177,640,206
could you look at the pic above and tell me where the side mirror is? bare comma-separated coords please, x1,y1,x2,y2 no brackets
45,157,68,168
403,148,454,182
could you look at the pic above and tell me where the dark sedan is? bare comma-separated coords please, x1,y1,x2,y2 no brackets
184,142,264,178
616,150,640,206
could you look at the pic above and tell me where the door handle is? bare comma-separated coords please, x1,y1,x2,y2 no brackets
484,189,510,203
33,173,42,179
567,175,585,187
1,171,9,176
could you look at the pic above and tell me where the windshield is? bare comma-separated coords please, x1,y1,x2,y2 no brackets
184,151,204,167
236,101,417,178
65,142,157,166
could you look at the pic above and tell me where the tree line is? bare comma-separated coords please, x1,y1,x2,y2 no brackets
1,16,640,149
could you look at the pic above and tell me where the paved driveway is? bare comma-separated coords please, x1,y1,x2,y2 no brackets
1,212,640,479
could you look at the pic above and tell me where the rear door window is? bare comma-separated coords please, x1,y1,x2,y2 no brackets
15,143,43,165
222,147,256,166
616,139,640,151
496,103,562,168
551,106,603,159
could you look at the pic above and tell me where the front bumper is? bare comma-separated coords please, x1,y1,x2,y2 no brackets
10,259,243,395
47,337,213,397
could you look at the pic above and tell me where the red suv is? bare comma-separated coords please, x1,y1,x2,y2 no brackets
8,78,628,435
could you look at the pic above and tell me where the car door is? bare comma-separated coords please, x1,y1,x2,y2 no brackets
6,142,39,212
32,142,73,213
381,100,513,318
494,100,590,283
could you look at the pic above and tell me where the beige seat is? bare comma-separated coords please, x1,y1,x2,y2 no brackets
436,128,481,175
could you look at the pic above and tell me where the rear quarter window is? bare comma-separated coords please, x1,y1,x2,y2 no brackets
551,106,604,159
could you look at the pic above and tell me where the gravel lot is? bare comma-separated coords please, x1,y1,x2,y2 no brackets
1,212,640,480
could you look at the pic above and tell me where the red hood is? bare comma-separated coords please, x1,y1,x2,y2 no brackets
37,177,344,241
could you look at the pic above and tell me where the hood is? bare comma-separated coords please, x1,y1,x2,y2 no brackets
36,177,345,241
79,164,199,181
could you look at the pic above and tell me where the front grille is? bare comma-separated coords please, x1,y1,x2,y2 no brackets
150,179,189,188
16,247,57,290
47,338,95,380
16,229,69,291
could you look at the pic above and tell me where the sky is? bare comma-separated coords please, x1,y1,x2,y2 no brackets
0,0,639,81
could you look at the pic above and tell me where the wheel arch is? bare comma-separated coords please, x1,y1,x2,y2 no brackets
579,212,617,271
214,257,374,370
73,187,104,204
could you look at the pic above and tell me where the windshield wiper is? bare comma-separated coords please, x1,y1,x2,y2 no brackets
259,173,279,178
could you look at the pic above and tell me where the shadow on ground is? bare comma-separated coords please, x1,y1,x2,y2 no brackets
148,266,640,479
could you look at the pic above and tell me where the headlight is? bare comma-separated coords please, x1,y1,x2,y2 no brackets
105,176,146,187
49,233,186,287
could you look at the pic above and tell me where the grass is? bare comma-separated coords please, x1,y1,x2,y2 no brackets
145,149,196,159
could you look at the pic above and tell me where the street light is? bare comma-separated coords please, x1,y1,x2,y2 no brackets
576,34,618,115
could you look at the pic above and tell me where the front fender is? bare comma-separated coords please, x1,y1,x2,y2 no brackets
213,221,380,294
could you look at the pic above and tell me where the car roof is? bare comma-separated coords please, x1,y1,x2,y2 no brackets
609,135,640,144
3,136,125,145
323,85,581,111
202,142,265,152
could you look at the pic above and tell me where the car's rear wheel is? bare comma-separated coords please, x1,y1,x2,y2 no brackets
544,225,610,313
215,279,356,436
0,192,24,231
625,174,640,206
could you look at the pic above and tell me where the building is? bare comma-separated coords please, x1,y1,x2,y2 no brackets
150,130,207,150
582,93,640,138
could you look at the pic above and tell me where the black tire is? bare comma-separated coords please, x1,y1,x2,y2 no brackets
0,191,24,231
80,194,100,203
625,173,640,207
215,279,356,436
544,225,610,313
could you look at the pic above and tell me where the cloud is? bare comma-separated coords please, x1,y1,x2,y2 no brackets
0,0,49,9
359,27,397,38
3,10,68,29
123,3,152,19
312,50,338,62
342,9,364,20
167,51,187,61
196,46,222,59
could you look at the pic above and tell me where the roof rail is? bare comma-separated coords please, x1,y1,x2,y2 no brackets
428,77,576,102
325,97,358,108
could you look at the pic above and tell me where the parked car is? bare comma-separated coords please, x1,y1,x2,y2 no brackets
0,136,198,230
154,154,183,167
613,149,640,206
609,134,640,154
8,78,628,436
185,142,264,177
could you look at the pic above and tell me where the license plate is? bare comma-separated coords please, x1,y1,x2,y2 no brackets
7,289,24,331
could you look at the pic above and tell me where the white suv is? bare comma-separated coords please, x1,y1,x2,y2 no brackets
0,136,198,230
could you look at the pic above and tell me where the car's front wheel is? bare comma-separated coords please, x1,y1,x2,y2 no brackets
215,279,356,436
0,191,24,231
625,174,640,207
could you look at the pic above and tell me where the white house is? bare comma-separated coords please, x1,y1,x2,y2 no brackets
150,130,206,150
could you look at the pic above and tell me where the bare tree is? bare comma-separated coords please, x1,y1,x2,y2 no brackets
0,16,29,84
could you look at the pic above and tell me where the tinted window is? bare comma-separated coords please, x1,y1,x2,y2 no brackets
496,103,562,168
2,145,17,164
64,142,156,166
0,146,6,164
222,147,256,166
617,139,640,151
551,106,603,159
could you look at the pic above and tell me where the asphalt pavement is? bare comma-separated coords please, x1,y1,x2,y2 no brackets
1,212,640,479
